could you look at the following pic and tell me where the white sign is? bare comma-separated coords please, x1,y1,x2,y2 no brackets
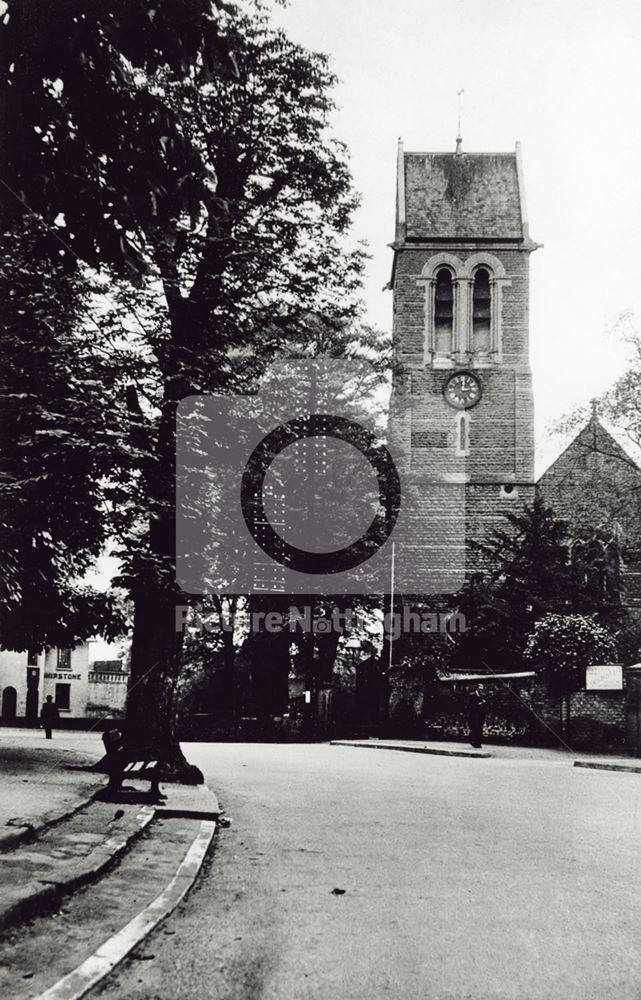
585,664,623,691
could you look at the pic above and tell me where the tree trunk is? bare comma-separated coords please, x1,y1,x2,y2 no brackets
125,589,203,784
215,596,240,720
123,342,204,783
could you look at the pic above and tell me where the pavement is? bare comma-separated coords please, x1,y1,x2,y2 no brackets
0,798,156,933
0,812,217,1000
333,736,641,771
85,741,641,1000
331,738,492,757
0,727,104,850
0,726,220,1000
0,728,222,845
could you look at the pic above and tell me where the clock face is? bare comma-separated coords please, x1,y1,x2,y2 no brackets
444,371,481,409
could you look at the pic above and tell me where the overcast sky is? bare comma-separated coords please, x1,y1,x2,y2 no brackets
274,0,641,472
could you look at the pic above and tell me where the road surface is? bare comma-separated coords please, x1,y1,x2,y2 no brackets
94,742,641,1000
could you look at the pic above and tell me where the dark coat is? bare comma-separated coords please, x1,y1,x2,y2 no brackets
41,701,59,724
467,692,487,723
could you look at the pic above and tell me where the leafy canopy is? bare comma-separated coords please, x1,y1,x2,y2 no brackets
524,613,618,693
453,497,596,670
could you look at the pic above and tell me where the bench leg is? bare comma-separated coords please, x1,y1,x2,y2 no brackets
150,764,168,801
107,768,124,793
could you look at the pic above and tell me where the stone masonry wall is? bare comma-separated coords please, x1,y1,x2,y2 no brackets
391,244,535,587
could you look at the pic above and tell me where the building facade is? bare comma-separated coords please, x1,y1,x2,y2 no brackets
538,410,641,610
0,643,128,724
389,139,537,587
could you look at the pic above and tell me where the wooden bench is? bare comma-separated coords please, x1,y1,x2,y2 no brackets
102,729,166,802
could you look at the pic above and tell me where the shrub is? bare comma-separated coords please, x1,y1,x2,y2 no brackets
524,614,618,693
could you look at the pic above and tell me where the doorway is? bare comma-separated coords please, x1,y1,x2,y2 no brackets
1,687,17,722
26,667,40,722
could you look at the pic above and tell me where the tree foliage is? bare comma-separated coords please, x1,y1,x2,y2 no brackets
0,221,127,648
590,313,641,461
453,497,596,670
524,613,618,693
0,0,236,272
1,0,373,767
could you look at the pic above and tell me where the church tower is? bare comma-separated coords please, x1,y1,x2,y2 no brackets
390,140,537,588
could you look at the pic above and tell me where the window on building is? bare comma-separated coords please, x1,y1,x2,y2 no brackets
604,539,622,602
27,649,38,666
434,267,454,355
571,536,621,604
456,413,469,455
57,648,71,670
472,267,491,353
55,683,71,710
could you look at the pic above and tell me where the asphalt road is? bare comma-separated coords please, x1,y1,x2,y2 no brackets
95,743,641,1000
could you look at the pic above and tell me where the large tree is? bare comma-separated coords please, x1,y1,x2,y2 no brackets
0,0,240,707
1,1,367,776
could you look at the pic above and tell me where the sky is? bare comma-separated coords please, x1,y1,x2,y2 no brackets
273,0,641,472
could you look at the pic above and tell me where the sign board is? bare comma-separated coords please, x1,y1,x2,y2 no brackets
585,664,623,691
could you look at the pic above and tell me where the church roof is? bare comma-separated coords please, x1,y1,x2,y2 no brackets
538,413,641,484
537,414,641,608
396,143,529,243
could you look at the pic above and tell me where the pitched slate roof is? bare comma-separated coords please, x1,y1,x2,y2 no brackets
398,147,527,242
538,415,641,484
537,414,641,607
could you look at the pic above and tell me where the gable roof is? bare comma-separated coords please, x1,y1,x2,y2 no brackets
538,415,641,484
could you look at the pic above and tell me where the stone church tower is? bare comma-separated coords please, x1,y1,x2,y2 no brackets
390,140,537,591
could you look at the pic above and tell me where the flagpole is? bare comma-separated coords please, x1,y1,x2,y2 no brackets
388,541,396,674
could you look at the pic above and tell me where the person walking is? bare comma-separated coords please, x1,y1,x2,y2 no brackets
467,684,487,749
40,695,59,740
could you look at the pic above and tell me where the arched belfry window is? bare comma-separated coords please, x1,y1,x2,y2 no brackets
434,268,454,355
472,267,491,353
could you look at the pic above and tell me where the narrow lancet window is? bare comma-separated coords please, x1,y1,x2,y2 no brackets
457,413,469,455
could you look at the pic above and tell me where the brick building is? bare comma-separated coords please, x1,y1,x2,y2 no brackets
389,139,537,588
529,411,641,748
388,137,641,611
381,138,640,748
537,409,641,610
